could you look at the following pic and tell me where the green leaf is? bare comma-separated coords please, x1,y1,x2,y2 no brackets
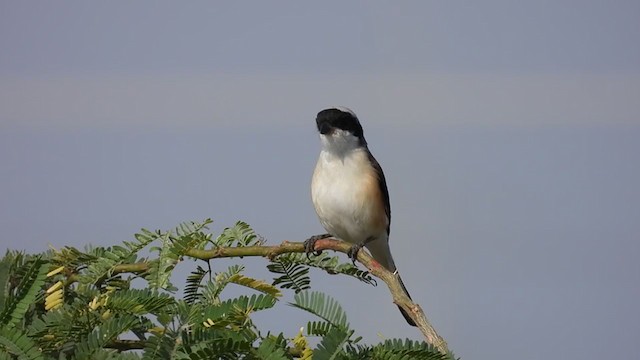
171,222,213,255
177,327,254,360
253,337,289,360
228,273,282,298
215,221,261,247
0,252,14,311
314,327,351,360
175,219,213,238
197,294,277,328
268,252,377,294
0,327,43,360
291,291,349,330
184,265,208,304
145,232,179,291
75,315,138,358
0,255,47,328
306,320,334,337
142,333,178,360
230,293,277,312
78,228,156,286
267,258,311,293
145,219,214,291
289,252,377,286
371,339,453,360
105,288,175,315
200,265,245,304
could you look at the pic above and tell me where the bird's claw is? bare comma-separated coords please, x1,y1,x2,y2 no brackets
303,233,331,259
347,243,364,265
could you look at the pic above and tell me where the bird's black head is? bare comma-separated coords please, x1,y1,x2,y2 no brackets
316,107,364,139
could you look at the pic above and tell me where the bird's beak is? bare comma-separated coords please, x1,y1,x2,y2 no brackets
318,122,333,135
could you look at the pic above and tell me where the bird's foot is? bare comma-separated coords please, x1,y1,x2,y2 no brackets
347,236,375,265
303,233,332,259
347,243,365,265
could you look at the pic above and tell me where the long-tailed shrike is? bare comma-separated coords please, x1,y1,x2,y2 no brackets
304,107,416,326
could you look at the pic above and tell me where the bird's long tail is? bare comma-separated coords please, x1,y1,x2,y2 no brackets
366,240,416,326
396,273,417,326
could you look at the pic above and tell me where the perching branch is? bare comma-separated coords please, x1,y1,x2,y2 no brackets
287,237,450,355
101,237,449,354
105,339,145,351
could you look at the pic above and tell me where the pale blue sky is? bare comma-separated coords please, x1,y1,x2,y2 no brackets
1,2,639,359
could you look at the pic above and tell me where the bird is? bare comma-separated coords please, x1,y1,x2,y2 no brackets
304,106,416,327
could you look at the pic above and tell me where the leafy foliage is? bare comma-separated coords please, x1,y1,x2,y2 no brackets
74,316,139,359
291,291,348,329
0,219,456,359
0,253,47,328
214,221,263,247
268,252,376,294
267,257,311,293
0,327,42,360
314,327,352,360
253,337,290,360
142,332,178,360
183,265,207,304
370,339,454,360
228,272,282,298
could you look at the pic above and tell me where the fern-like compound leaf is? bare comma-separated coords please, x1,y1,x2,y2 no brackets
0,327,43,360
267,258,311,293
290,291,349,330
0,255,47,328
142,332,178,360
74,315,138,359
313,327,351,360
228,273,282,298
215,221,261,247
184,265,208,304
253,336,289,360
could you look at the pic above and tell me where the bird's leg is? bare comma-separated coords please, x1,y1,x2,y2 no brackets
347,236,375,265
304,233,332,258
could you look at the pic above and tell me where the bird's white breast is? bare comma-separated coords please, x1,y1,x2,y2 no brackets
311,148,386,244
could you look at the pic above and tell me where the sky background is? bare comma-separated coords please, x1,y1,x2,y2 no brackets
1,1,639,359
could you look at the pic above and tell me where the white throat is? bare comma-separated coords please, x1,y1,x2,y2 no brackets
319,129,363,159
